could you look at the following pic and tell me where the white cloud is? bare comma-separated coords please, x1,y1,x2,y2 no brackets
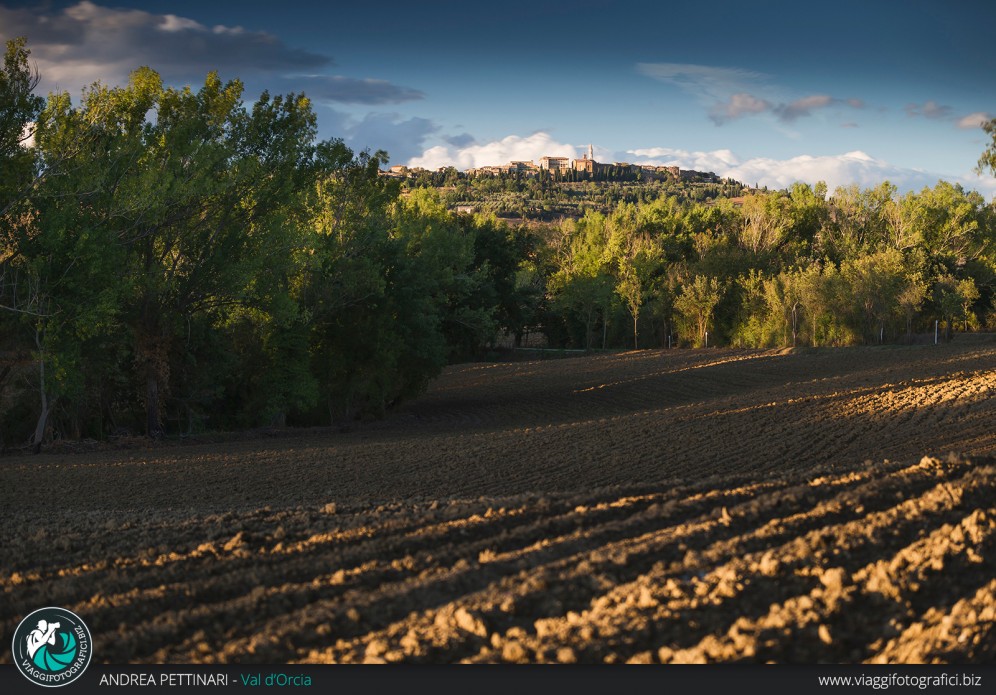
408,132,578,169
628,147,740,171
710,93,771,125
159,14,205,33
775,94,834,122
625,146,996,198
957,112,992,129
708,92,864,126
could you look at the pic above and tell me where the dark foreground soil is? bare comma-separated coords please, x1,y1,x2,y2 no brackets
2,341,994,663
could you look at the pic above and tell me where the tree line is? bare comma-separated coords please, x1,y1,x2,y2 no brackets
0,40,529,448
538,182,994,351
2,38,995,448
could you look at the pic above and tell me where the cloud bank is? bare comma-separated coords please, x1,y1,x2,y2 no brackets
710,92,864,125
0,2,422,107
0,1,431,156
408,132,580,170
626,147,996,197
638,62,863,127
409,133,996,197
0,1,329,88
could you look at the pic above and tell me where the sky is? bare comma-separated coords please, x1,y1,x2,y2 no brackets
2,0,995,196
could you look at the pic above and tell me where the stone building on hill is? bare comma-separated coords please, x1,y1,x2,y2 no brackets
539,156,571,172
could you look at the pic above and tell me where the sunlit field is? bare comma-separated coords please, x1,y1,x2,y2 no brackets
2,339,994,664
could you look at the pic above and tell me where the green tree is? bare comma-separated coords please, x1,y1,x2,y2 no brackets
977,117,996,175
933,275,980,338
2,38,130,448
607,205,662,349
797,263,852,346
53,67,320,435
841,249,905,343
763,271,804,347
896,278,929,342
675,275,723,346
916,182,988,264
549,213,616,348
738,192,788,257
0,37,43,217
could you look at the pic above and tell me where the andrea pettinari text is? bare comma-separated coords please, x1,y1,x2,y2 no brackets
99,673,230,687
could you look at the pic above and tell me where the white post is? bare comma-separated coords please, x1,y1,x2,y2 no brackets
705,331,709,348
880,326,884,344
934,320,938,345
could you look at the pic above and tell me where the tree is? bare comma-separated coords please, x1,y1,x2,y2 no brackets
675,275,723,347
797,263,852,346
932,275,979,340
0,37,43,217
882,191,924,252
2,38,128,449
896,278,928,342
738,192,788,256
607,206,661,349
47,67,320,436
549,213,615,349
764,271,803,347
0,37,44,445
917,182,988,264
841,249,904,344
977,117,996,175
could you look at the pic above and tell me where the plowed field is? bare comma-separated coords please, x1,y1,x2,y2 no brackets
2,341,995,664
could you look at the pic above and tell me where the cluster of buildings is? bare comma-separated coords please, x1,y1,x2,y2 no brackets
382,145,682,181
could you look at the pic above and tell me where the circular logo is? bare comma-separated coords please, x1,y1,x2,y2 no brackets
12,607,92,688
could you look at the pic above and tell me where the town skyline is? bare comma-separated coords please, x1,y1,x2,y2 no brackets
1,0,994,196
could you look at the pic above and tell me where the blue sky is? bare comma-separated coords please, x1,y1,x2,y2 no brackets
2,0,995,195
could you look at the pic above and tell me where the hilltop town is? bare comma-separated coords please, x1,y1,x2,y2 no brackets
380,145,746,225
381,145,720,184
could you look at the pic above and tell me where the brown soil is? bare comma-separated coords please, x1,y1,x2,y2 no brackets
1,341,994,664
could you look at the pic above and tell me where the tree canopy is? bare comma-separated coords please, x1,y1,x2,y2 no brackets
2,37,996,449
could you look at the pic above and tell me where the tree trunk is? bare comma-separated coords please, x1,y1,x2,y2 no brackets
32,331,54,453
791,303,799,347
146,372,162,438
633,313,638,349
32,378,52,454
